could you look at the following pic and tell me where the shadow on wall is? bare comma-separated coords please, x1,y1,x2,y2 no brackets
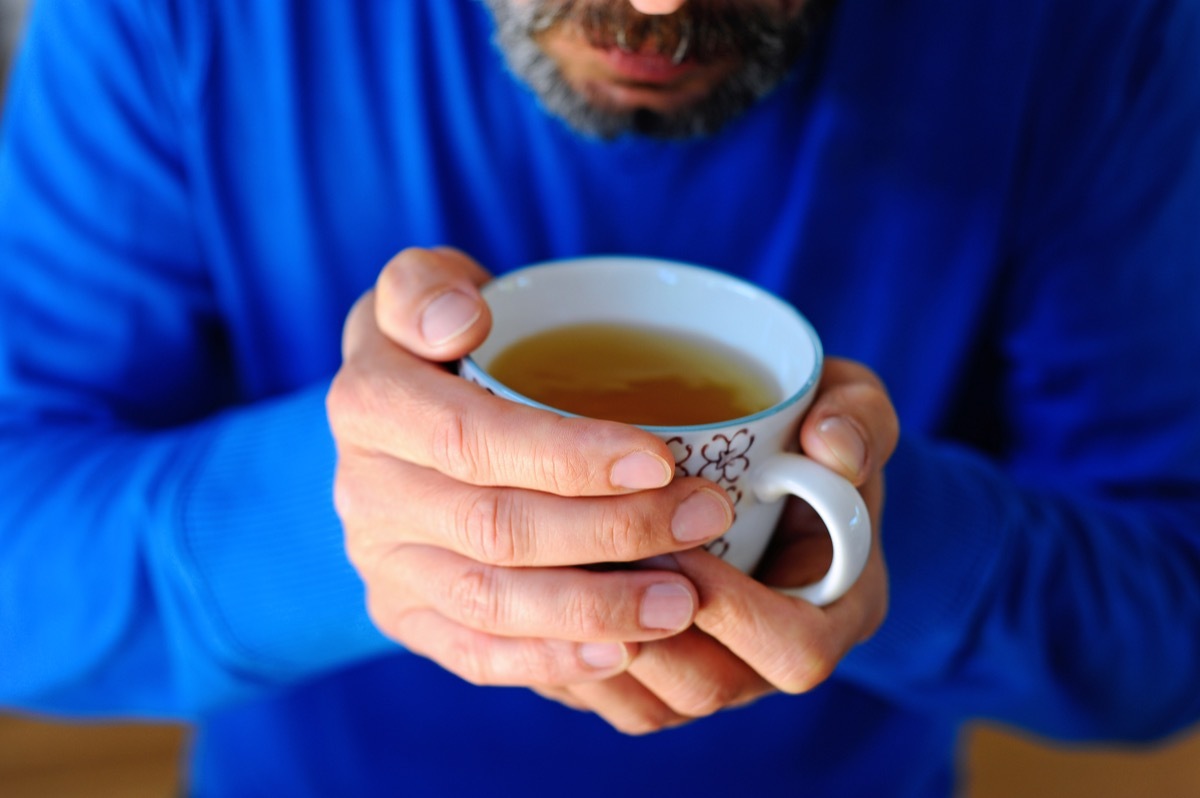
1,0,32,106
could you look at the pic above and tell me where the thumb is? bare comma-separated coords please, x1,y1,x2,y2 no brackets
374,246,494,362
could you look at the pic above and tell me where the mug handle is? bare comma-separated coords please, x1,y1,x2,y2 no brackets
749,454,872,606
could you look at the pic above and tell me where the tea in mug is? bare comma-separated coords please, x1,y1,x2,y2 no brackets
486,322,779,426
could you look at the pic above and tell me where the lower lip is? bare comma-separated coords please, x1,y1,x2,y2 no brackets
599,48,697,84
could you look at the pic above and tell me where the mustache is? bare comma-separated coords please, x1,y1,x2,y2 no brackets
521,1,795,64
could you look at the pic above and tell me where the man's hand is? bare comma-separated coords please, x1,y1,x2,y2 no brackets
327,247,737,686
533,360,896,733
328,246,896,734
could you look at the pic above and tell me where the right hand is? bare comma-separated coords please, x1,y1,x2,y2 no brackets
327,247,736,687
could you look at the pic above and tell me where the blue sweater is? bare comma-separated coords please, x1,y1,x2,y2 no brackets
2,1,1199,795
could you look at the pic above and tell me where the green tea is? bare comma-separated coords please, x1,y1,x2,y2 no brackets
487,322,779,426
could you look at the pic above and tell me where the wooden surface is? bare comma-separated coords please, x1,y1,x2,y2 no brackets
2,714,1199,796
964,723,1200,798
0,716,186,798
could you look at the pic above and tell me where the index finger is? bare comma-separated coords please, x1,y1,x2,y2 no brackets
334,293,676,496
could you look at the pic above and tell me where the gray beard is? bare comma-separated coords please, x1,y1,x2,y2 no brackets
481,0,819,140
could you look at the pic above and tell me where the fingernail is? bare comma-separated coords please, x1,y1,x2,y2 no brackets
611,451,673,490
639,583,694,631
817,417,867,478
420,290,481,346
671,488,732,543
578,642,627,670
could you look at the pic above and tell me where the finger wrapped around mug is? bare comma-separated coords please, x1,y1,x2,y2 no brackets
531,628,776,736
673,541,889,694
356,543,702,642
461,257,873,606
336,453,733,569
332,295,681,498
349,541,712,688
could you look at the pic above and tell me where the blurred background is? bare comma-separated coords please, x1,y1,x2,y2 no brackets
0,0,25,105
1,0,1198,795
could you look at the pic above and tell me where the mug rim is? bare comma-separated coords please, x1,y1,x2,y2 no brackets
462,256,824,433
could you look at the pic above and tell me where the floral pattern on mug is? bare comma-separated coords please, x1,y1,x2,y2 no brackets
669,431,755,500
699,430,754,484
668,430,756,561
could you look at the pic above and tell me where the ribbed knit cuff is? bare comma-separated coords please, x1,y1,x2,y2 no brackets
170,383,393,685
838,434,1011,692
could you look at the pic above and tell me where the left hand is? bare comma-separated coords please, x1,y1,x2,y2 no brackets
532,359,897,733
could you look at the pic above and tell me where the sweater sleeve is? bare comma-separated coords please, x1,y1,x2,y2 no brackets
840,0,1200,742
0,0,392,718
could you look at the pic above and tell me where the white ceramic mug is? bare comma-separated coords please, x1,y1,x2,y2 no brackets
460,257,870,606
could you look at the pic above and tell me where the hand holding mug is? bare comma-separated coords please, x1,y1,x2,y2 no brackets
461,257,872,605
459,256,894,732
328,248,736,687
327,248,895,735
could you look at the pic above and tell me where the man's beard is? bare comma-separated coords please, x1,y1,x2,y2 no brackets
482,0,823,140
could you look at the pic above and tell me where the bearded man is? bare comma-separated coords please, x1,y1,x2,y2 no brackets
1,1,1198,797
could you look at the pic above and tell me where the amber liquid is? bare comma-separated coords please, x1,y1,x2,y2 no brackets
487,322,779,426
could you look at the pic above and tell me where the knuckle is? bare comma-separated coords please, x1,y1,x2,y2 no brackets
596,503,648,562
534,447,588,496
562,590,616,640
445,635,495,687
701,592,754,643
327,366,400,450
378,249,411,291
338,509,385,576
324,372,350,425
671,678,742,719
512,643,566,686
700,595,838,695
853,380,898,429
325,368,366,436
362,591,411,645
429,403,489,483
330,460,394,556
772,636,839,695
330,468,364,525
447,565,504,631
457,638,561,688
455,489,526,565
378,247,432,307
533,423,601,496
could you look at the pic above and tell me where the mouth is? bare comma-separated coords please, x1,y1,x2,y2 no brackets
579,43,731,113
598,46,702,85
